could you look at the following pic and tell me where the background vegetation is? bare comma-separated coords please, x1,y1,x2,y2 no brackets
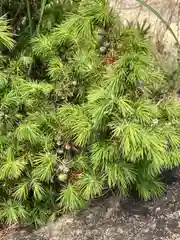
0,0,180,227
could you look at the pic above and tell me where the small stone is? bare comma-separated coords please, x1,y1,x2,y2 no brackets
172,196,176,202
104,41,110,48
58,173,68,182
75,229,83,235
56,140,61,146
98,28,106,36
87,213,94,220
72,81,77,86
138,80,142,88
152,118,159,125
46,3,51,8
60,166,69,173
143,228,149,233
64,143,71,150
105,208,114,218
117,228,124,234
155,207,161,213
100,46,107,53
151,223,157,229
57,148,64,154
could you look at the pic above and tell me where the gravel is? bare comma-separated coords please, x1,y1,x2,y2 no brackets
3,172,180,240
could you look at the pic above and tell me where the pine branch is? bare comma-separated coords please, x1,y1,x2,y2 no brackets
0,199,28,224
31,34,54,58
75,172,105,200
0,16,15,49
0,72,8,89
15,122,42,144
13,179,30,200
133,100,157,124
91,141,120,170
0,148,27,180
59,104,93,146
32,153,56,182
58,183,86,212
136,178,164,200
106,162,136,194
31,179,46,201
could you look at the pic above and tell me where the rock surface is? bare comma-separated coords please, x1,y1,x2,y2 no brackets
111,0,180,64
3,178,180,240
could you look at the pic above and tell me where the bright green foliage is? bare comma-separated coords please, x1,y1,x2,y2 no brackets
57,1,180,206
0,0,180,227
0,16,15,49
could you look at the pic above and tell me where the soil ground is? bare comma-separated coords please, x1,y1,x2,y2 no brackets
3,171,180,240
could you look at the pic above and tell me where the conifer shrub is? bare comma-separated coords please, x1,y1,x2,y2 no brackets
0,0,180,226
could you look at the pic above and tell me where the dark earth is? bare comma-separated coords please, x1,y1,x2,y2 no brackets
2,170,180,240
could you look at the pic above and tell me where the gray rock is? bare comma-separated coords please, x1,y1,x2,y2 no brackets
5,179,180,240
